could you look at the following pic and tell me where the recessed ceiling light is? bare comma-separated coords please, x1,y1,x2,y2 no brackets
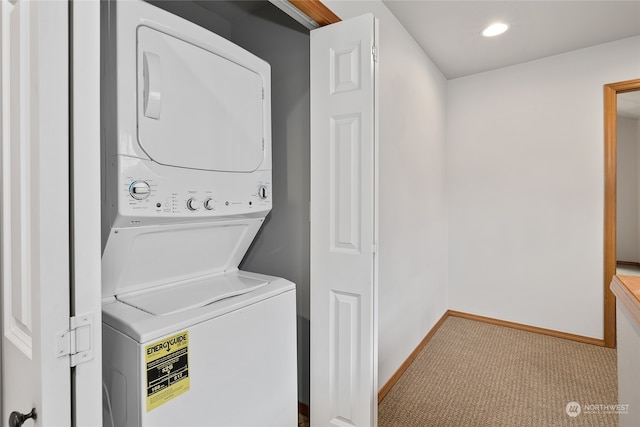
482,22,509,37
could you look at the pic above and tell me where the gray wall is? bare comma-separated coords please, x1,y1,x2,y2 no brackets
231,6,312,406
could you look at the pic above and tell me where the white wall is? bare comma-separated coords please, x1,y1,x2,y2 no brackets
325,0,449,389
447,36,640,339
617,115,640,263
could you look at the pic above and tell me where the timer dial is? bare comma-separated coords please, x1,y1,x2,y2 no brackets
129,181,151,200
258,185,269,200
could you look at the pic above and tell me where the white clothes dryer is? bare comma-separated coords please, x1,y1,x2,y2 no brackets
100,2,297,425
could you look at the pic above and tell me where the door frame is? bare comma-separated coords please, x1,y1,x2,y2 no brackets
603,78,640,348
70,0,102,423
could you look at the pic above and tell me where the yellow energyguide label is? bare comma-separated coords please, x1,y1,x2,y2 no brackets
145,330,190,411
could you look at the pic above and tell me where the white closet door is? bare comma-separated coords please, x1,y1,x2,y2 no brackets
310,13,379,427
1,0,72,424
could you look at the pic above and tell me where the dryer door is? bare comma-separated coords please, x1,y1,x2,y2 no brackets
136,26,265,172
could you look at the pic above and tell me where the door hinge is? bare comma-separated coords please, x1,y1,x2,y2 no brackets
372,45,378,63
372,242,378,254
56,313,94,367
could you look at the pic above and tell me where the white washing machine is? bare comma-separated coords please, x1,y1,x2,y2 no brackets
100,2,297,426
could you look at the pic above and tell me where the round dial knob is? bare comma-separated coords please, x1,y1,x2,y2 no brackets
186,198,199,211
129,181,151,200
204,198,215,210
258,185,269,200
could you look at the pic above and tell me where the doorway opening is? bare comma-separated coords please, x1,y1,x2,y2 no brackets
603,78,640,348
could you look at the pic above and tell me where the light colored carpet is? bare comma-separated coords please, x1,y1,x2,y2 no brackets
378,316,618,427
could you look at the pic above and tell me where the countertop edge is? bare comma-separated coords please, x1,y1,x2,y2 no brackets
611,275,640,326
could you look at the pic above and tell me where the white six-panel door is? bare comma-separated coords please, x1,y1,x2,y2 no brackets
1,0,72,424
310,13,379,427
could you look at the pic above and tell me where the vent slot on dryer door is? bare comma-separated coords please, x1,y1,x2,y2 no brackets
136,26,265,172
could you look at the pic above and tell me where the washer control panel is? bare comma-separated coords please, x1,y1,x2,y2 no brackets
113,157,272,227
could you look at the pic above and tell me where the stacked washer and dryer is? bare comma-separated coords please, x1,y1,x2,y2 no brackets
100,1,297,426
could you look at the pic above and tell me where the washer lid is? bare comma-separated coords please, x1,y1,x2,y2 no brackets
102,273,295,343
136,25,265,172
117,272,269,316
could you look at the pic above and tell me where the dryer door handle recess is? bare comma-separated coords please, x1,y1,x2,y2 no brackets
143,51,162,119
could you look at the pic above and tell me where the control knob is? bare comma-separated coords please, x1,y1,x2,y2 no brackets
129,181,151,200
204,198,215,210
258,185,269,200
186,198,199,211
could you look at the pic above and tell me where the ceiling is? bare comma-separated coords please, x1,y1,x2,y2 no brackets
381,1,640,80
171,1,640,117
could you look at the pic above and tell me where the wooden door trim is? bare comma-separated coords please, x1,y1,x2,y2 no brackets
604,78,640,348
288,0,341,26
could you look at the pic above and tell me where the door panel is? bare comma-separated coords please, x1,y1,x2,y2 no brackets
5,0,33,357
1,1,71,424
310,14,378,427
